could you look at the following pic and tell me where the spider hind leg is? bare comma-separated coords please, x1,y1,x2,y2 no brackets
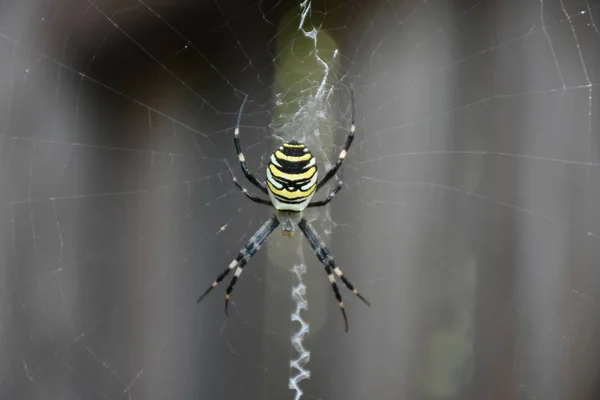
297,218,370,332
197,216,280,315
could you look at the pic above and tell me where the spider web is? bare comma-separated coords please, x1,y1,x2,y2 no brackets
1,0,600,399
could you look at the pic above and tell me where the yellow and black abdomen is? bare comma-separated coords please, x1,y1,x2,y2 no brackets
266,140,318,211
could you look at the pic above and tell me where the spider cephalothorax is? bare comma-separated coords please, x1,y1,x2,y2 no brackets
197,91,369,332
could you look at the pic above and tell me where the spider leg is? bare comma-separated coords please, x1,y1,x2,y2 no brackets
298,218,370,332
325,262,349,333
197,216,280,316
234,95,269,195
307,180,343,208
230,171,272,206
329,261,371,307
315,89,355,191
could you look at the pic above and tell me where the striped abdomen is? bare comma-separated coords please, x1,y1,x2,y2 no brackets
266,140,318,211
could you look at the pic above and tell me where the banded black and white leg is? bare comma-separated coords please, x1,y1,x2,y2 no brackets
197,216,280,315
229,168,272,206
233,94,269,195
297,218,370,332
315,89,356,191
308,180,343,208
227,95,272,205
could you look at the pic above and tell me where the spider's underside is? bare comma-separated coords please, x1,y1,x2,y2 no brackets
197,91,369,332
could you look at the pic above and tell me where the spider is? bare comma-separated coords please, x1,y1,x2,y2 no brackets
197,90,370,332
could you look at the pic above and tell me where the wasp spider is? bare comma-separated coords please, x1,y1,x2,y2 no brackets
197,91,369,332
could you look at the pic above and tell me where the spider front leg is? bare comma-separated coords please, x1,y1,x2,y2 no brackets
197,216,280,315
308,180,343,208
315,89,356,191
229,170,272,206
297,218,370,332
233,94,269,195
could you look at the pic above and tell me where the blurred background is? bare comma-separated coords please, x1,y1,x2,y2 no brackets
1,0,600,399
